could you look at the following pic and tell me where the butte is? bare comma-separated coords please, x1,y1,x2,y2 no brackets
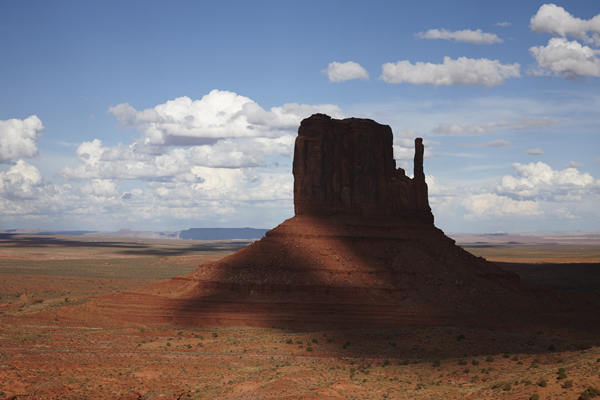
97,114,592,331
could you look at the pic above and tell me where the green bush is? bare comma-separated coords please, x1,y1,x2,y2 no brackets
558,367,567,379
456,334,465,341
562,380,573,389
33,299,43,304
402,360,410,365
286,338,293,344
548,344,557,351
432,359,441,367
471,359,479,365
503,383,512,391
384,359,390,366
529,394,540,400
579,386,600,400
212,332,218,338
486,356,495,362
511,355,519,361
458,359,467,365
539,379,547,387
312,338,318,343
503,353,510,358
306,346,313,352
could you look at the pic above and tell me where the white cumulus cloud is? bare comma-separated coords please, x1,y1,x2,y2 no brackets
497,161,598,201
322,61,369,82
380,56,520,87
530,3,600,46
108,89,342,145
415,28,503,44
462,193,542,220
0,116,44,163
529,37,600,78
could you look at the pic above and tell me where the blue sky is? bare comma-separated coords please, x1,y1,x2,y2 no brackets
1,0,599,233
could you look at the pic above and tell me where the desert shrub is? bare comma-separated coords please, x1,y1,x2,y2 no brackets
557,367,567,379
326,337,334,343
296,340,302,345
312,338,318,343
212,332,218,338
463,368,470,373
456,334,465,341
471,359,479,366
491,382,504,389
548,344,557,351
402,360,410,365
384,359,390,366
278,325,285,329
511,355,519,361
517,361,523,365
597,358,600,363
524,380,533,386
563,380,573,389
538,379,547,387
458,359,467,365
529,394,540,400
579,387,600,400
432,359,441,367
503,383,512,391
349,367,356,377
33,299,43,304
503,353,510,358
286,339,293,345
306,346,313,352
342,345,347,349
166,342,171,347
486,356,495,362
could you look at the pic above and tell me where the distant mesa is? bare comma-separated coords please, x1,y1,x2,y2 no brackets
97,114,597,331
179,228,269,241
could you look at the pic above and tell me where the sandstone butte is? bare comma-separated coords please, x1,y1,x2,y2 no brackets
96,114,598,331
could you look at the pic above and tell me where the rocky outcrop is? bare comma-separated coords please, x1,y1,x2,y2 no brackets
293,114,433,223
95,113,596,331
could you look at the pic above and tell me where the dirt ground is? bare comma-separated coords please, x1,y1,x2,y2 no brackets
1,234,599,399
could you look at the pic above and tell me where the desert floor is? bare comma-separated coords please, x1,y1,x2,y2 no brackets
0,233,599,399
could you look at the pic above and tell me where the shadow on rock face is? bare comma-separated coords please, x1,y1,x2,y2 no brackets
96,114,600,340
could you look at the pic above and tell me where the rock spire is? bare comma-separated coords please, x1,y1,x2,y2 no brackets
293,114,433,223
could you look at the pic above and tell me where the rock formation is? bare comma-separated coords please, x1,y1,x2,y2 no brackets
293,114,432,223
97,114,591,331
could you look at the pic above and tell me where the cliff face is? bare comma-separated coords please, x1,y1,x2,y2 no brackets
293,114,433,223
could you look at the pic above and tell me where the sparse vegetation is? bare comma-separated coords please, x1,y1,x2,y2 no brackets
563,380,574,388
